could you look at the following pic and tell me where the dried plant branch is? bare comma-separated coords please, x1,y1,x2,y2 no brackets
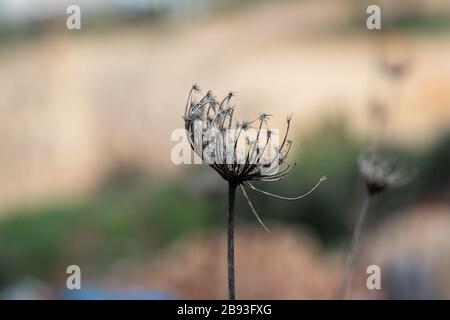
240,184,270,233
227,182,237,300
339,147,414,299
183,85,326,299
246,176,327,201
339,190,371,299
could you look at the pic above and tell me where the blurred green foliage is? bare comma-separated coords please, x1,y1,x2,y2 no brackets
0,173,217,287
389,13,450,34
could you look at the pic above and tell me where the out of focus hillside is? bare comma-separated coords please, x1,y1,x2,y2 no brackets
1,0,450,211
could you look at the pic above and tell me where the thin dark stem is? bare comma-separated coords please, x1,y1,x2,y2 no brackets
339,190,372,299
227,182,237,300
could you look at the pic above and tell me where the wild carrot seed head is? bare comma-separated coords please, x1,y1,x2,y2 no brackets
184,85,296,184
358,147,413,195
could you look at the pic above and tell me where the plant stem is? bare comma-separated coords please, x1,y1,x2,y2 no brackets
339,190,372,299
227,182,237,300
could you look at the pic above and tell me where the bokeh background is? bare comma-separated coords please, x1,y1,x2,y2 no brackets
0,0,449,299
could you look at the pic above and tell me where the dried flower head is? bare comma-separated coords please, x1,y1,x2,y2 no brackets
183,85,326,300
183,84,327,216
358,148,413,195
340,148,414,299
184,85,299,185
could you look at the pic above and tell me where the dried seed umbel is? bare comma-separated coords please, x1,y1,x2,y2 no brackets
339,147,414,299
184,86,301,184
183,85,326,300
358,147,412,195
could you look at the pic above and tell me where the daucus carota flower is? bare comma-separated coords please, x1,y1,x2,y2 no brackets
358,147,413,195
183,84,326,300
184,87,298,184
340,147,414,299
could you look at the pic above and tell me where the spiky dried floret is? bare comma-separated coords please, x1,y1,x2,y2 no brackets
183,85,326,232
358,148,413,194
184,85,295,184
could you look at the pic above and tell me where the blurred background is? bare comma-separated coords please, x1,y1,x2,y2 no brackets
0,0,449,299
